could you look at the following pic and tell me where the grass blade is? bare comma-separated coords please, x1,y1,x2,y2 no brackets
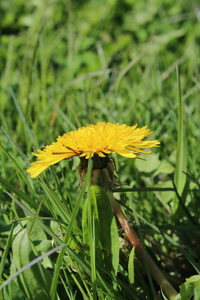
0,221,16,280
0,176,38,210
28,198,44,238
173,65,187,212
8,84,35,145
0,144,36,197
1,126,30,164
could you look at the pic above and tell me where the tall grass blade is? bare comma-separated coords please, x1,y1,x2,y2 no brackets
0,144,36,197
173,65,187,212
1,126,30,164
50,97,77,131
0,222,15,280
8,84,35,145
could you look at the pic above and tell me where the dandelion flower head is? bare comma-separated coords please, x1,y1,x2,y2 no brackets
27,122,160,178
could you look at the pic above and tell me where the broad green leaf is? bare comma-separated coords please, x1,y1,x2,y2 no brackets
28,220,47,241
27,221,52,254
135,153,161,175
180,275,200,300
153,159,174,176
82,185,119,276
186,275,200,284
3,280,27,300
11,228,52,300
154,181,174,206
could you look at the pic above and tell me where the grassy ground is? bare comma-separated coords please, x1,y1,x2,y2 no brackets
0,0,200,299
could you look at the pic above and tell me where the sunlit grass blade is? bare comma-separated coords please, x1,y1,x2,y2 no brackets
0,144,36,197
8,84,35,145
25,20,45,116
50,97,77,131
1,126,30,164
173,65,187,212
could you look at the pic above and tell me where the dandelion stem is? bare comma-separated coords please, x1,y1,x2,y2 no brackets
107,191,178,300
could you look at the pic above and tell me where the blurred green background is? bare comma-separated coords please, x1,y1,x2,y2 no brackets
1,0,200,208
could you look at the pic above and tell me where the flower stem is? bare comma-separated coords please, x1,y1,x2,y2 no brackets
107,191,178,300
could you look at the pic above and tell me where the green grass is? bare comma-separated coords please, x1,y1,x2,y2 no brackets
0,0,200,299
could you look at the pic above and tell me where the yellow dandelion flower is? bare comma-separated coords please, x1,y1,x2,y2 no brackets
27,122,160,178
